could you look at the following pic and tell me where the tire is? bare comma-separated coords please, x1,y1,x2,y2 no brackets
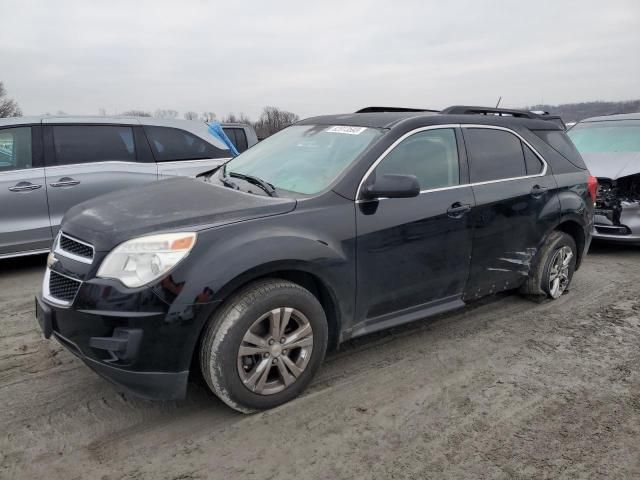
199,279,328,413
520,231,577,299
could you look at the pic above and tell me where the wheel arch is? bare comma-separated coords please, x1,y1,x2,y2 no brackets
197,261,344,357
553,218,587,269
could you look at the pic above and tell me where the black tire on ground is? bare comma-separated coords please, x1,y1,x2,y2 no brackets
199,279,328,413
520,231,577,299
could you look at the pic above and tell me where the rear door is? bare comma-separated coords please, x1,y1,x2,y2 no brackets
44,123,158,233
462,126,559,298
0,124,52,256
144,125,231,178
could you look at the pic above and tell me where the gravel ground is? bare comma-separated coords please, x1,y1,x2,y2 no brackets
1,243,639,479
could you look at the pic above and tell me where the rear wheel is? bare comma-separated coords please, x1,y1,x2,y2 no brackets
521,231,577,299
199,279,328,413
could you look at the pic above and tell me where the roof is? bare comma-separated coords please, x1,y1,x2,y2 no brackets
0,116,247,128
0,116,230,149
580,112,640,123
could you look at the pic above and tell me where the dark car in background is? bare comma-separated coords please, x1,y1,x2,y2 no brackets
0,117,257,259
568,113,640,243
36,106,595,412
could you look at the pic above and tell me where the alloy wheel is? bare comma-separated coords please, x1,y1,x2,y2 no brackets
548,246,573,299
237,307,314,395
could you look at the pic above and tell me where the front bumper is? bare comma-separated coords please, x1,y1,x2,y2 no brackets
593,202,640,244
35,270,218,400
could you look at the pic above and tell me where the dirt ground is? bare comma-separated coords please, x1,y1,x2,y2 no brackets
1,243,639,480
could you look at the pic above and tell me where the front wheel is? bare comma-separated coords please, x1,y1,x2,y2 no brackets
199,279,328,413
521,231,577,299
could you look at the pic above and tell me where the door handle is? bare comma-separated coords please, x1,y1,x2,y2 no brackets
447,202,472,218
530,185,548,196
9,182,42,192
50,177,80,187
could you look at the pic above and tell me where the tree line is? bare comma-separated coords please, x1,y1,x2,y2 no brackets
120,106,300,138
525,100,640,123
3,80,639,133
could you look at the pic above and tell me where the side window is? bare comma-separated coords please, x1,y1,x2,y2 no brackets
223,128,237,148
522,143,543,175
465,128,526,183
234,129,248,152
145,126,229,161
375,128,460,190
223,128,249,152
52,125,135,165
0,127,32,172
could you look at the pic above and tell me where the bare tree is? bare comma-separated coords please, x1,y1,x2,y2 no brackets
121,110,152,117
253,106,299,138
154,109,178,119
221,112,253,124
184,111,199,120
201,111,216,122
98,108,107,116
0,81,22,118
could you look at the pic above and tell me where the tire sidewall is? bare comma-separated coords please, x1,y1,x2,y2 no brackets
540,232,577,298
207,283,328,411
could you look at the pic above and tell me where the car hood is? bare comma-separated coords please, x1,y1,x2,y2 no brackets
61,177,296,251
581,151,640,180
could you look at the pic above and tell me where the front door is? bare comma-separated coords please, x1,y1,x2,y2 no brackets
0,125,52,256
353,127,474,336
43,124,158,234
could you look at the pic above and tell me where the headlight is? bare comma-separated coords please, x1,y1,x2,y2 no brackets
97,232,197,288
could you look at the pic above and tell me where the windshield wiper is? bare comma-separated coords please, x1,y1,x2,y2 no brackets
228,172,277,197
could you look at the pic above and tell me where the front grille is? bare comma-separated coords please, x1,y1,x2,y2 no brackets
58,233,94,261
48,271,81,303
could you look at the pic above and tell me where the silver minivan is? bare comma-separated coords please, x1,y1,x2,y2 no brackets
0,116,257,259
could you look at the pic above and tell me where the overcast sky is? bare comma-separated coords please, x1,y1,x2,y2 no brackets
2,0,639,119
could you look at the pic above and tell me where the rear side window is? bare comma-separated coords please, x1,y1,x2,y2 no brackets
0,127,32,172
375,128,460,190
52,125,135,165
145,126,229,161
223,127,249,152
534,130,586,169
465,128,527,182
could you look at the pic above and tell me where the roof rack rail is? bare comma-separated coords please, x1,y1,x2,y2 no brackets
355,106,439,113
441,105,566,129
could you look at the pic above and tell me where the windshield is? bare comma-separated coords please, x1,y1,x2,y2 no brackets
222,125,384,195
568,120,640,153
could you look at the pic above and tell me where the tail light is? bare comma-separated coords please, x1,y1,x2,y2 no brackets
587,175,598,203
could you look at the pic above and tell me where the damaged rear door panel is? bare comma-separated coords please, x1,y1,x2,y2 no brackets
461,126,560,299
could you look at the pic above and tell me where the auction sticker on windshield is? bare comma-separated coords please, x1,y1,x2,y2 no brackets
325,126,368,135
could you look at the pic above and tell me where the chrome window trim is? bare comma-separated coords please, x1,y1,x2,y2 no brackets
42,267,82,307
54,232,95,264
355,123,549,203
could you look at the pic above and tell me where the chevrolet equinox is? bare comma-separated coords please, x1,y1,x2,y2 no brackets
36,106,596,412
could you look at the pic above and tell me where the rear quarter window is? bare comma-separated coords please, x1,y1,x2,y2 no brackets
533,130,587,169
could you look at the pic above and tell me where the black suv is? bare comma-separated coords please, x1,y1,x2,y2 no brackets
35,106,595,412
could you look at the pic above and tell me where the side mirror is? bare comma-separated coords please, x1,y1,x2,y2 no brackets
362,174,420,200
